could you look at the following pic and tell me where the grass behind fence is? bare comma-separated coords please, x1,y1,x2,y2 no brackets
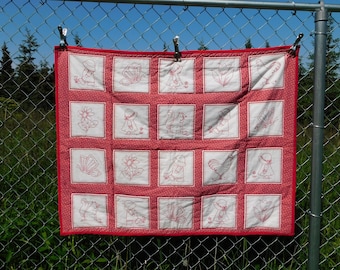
0,108,339,269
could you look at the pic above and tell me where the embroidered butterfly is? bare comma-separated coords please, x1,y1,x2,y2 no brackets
77,154,101,177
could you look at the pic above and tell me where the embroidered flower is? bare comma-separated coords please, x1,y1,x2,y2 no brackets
78,106,98,132
79,106,94,121
121,155,143,180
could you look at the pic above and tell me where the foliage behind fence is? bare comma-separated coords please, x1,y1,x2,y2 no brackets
0,1,339,269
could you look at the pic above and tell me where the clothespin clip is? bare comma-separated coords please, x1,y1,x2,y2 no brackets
173,36,181,62
58,25,68,49
289,33,303,56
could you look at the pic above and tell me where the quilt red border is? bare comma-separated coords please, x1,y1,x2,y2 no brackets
55,45,298,236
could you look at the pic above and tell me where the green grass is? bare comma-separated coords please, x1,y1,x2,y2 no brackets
0,108,339,269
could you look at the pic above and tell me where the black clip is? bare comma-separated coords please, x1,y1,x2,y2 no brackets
173,36,181,62
289,33,304,56
58,25,68,49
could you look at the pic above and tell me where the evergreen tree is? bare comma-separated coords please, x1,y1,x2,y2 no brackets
163,42,168,52
0,42,15,98
245,38,252,49
15,29,39,108
309,17,339,123
324,17,340,88
36,60,55,110
74,34,82,47
307,17,340,88
297,59,313,123
17,29,39,64
324,16,340,127
303,16,340,125
198,40,208,50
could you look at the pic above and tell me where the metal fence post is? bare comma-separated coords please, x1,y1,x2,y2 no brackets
307,3,328,270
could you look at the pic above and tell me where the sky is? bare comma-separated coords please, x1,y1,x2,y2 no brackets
0,0,339,67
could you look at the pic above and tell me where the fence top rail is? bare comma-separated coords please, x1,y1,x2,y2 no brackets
62,0,340,12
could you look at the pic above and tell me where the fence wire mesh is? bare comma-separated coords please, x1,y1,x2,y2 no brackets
0,0,339,269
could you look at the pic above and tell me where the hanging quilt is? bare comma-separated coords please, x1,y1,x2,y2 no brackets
55,45,298,236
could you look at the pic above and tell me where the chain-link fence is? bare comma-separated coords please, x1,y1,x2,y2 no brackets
1,0,339,269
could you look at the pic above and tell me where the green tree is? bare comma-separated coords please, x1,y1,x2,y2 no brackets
74,34,82,47
324,17,340,128
163,42,169,52
17,29,39,64
36,61,55,110
198,39,208,50
245,38,252,49
306,17,340,88
307,17,340,125
324,18,340,88
14,29,39,108
297,59,313,123
0,42,15,98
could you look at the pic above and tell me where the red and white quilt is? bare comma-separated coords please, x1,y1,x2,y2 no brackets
55,45,298,236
